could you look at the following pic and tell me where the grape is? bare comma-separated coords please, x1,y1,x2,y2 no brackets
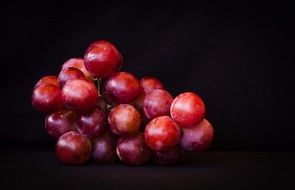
143,89,173,119
105,72,139,104
140,77,165,94
84,40,122,78
134,76,165,108
32,40,213,166
32,83,63,113
116,134,152,166
170,92,206,127
55,131,92,165
154,146,182,165
62,58,93,78
91,130,118,163
58,67,86,86
144,116,181,152
62,78,98,114
180,119,214,152
45,111,77,138
35,75,60,88
108,104,141,136
76,108,106,137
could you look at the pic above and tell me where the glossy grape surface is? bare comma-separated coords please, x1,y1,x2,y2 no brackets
62,79,98,114
76,108,106,137
170,92,206,127
55,131,92,165
45,111,76,138
108,104,141,136
143,89,173,119
180,119,214,152
144,116,181,152
32,83,63,113
91,130,118,163
84,40,122,78
116,134,152,165
62,58,93,78
58,67,86,86
35,76,60,88
105,72,139,104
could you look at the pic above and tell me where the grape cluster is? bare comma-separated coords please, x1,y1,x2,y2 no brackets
32,40,214,166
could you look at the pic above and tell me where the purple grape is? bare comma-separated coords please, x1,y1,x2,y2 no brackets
154,146,183,165
116,134,152,166
91,130,118,163
76,108,106,137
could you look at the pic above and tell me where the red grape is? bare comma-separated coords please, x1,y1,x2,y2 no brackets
105,72,139,104
140,77,165,94
108,104,141,136
144,116,181,152
62,58,93,78
55,131,92,165
134,76,165,107
76,108,106,137
62,78,99,114
58,67,86,86
91,130,118,163
84,40,123,78
143,89,173,119
116,134,152,166
32,83,63,113
180,119,214,152
170,92,206,127
154,146,182,165
32,40,214,166
45,111,77,138
35,75,60,88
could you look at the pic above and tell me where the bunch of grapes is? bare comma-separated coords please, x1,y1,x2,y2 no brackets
32,40,214,166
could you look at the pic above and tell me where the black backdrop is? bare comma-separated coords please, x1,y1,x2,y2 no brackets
1,1,295,151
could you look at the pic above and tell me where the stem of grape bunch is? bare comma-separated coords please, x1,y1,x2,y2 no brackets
95,78,103,96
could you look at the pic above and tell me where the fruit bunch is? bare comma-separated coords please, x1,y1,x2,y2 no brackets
32,40,214,166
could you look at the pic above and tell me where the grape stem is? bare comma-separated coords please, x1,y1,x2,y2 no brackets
97,78,101,96
62,110,74,118
97,78,106,97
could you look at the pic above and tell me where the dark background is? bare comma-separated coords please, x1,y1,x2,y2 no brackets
1,0,295,151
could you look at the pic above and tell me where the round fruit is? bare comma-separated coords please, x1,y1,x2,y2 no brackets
144,116,181,152
32,83,63,113
58,67,86,86
62,58,93,78
45,111,76,138
154,146,182,165
108,104,141,136
143,89,173,119
76,108,106,137
62,78,98,114
180,119,214,152
55,131,92,165
84,40,122,78
170,92,206,127
91,130,118,163
140,77,165,94
35,76,60,88
116,134,152,166
105,72,139,104
134,76,165,108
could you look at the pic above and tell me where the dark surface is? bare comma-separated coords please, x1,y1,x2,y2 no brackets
1,148,294,190
1,1,295,151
